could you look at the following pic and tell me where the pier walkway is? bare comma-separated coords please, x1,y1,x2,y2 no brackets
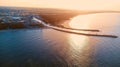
33,17,118,38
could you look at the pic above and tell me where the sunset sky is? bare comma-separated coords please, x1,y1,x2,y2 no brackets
0,0,120,10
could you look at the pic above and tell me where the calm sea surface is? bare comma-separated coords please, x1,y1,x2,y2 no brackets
0,13,120,67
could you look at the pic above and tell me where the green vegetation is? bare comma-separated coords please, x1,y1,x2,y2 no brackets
0,23,8,30
9,23,26,29
0,23,26,30
32,8,80,25
40,13,77,25
29,23,44,28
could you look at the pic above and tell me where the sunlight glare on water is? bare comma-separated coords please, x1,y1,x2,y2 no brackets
69,14,95,29
68,13,120,51
68,15,95,53
69,13,120,30
66,13,120,66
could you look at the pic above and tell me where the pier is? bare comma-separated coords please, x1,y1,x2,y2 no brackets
33,17,118,38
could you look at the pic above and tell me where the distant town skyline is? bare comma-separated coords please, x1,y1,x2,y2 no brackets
0,0,120,10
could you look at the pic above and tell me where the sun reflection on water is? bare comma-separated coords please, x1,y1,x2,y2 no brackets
67,13,120,66
69,15,95,29
67,15,94,66
68,35,88,52
68,15,95,51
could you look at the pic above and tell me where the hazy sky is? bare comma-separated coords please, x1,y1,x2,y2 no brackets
0,0,120,10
